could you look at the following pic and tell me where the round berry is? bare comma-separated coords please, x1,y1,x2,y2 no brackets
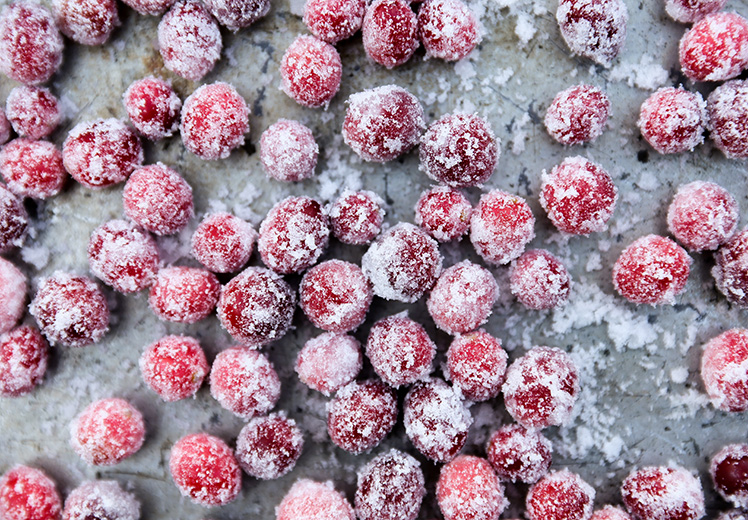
366,314,435,387
235,413,304,480
88,219,160,293
0,109,10,145
446,330,507,402
437,455,508,520
362,222,442,303
612,234,691,306
0,465,61,520
277,479,355,520
329,190,384,245
123,77,182,141
707,80,748,159
665,0,726,23
29,272,109,347
343,85,425,162
70,397,145,466
63,481,139,520
470,190,535,265
502,346,579,429
280,35,342,108
711,444,748,508
0,326,48,397
510,249,571,310
415,186,472,242
210,346,280,419
713,229,748,308
638,87,707,154
260,119,318,182
679,12,748,82
296,332,362,395
139,335,209,402
544,84,610,145
148,266,220,323
6,85,61,139
355,449,425,520
487,424,552,484
123,163,193,236
701,329,748,412
203,0,269,31
121,0,175,15
0,183,27,252
217,266,296,347
526,469,595,520
0,2,64,85
621,466,705,520
591,506,633,520
62,118,143,189
556,0,628,67
0,138,66,199
52,0,119,46
417,0,479,61
303,0,365,44
191,212,257,273
362,0,418,68
169,433,242,507
667,181,738,252
0,258,26,336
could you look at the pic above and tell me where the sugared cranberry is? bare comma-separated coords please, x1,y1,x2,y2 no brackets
0,465,61,520
510,249,571,310
667,181,738,252
29,272,109,347
0,138,66,199
355,449,425,520
362,0,418,68
487,423,552,484
203,0,269,31
52,0,119,45
638,87,707,154
713,230,748,308
123,163,193,236
260,119,318,182
139,335,209,402
280,35,342,108
701,329,748,412
88,219,160,293
0,326,48,397
679,12,748,82
169,433,242,507
191,212,257,273
621,466,705,520
437,455,507,520
0,109,10,145
707,80,748,159
365,314,435,387
296,332,362,395
63,481,139,520
70,397,145,465
217,266,296,347
0,183,27,252
502,346,579,429
210,347,280,419
590,506,633,520
148,266,220,323
6,85,61,139
121,0,175,15
446,330,507,401
711,444,748,507
415,186,472,242
276,479,355,520
123,77,182,141
665,0,726,23
0,258,25,335
343,85,425,162
718,512,748,520
0,2,64,85
526,469,595,520
470,189,534,265
556,0,628,67
329,190,384,245
404,378,472,462
158,0,221,81
304,0,365,44
235,413,304,480
417,0,479,61
544,84,610,145
612,234,691,306
62,118,143,189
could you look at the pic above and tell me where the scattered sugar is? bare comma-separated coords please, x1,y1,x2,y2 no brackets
515,12,536,46
317,135,363,201
637,171,660,191
21,243,49,269
510,112,531,154
609,55,669,91
670,367,689,384
666,388,712,420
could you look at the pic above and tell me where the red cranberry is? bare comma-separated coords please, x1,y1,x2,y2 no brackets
510,249,571,310
0,183,27,252
638,87,707,154
63,480,139,520
446,330,506,401
260,119,318,182
123,77,182,141
545,84,610,145
701,329,748,412
5,85,61,139
365,314,435,387
280,35,342,108
235,413,304,479
621,466,705,520
487,423,552,483
139,335,209,402
526,469,595,520
667,181,738,252
296,332,362,395
0,138,66,199
0,258,25,335
556,0,628,67
415,186,472,242
665,0,726,23
0,326,48,397
590,506,633,520
679,12,748,82
713,230,748,308
52,0,119,45
329,190,384,245
70,397,145,465
203,0,269,31
437,455,507,520
711,444,748,508
121,0,175,15
355,449,425,520
191,212,257,273
417,0,479,61
304,0,365,44
470,189,534,265
277,479,354,520
362,0,418,68
210,346,280,419
0,465,61,520
148,266,220,323
707,80,748,159
123,163,193,236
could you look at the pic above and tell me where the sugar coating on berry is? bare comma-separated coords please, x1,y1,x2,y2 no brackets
404,378,472,462
527,469,595,520
638,87,707,154
707,80,748,159
362,222,442,302
70,397,145,466
148,266,220,323
556,0,628,67
0,257,26,336
235,413,304,480
63,481,139,520
365,314,435,387
540,156,617,235
470,190,534,265
191,212,257,273
181,82,250,160
701,329,748,412
355,449,425,520
665,0,726,23
280,35,342,108
719,512,748,520
0,139,66,199
545,84,610,145
710,444,748,508
510,249,571,310
0,2,63,85
713,230,748,308
121,0,175,15
0,183,27,252
415,186,472,242
437,455,508,520
276,479,355,520
123,163,194,236
158,0,221,81
169,433,242,507
612,234,691,306
486,423,552,484
139,335,209,402
503,346,579,429
417,0,479,61
6,85,61,139
329,190,385,245
0,326,48,397
343,85,425,162
29,272,109,347
52,0,119,45
304,0,366,44
203,0,269,31
260,119,319,182
679,12,748,82
217,266,296,346
296,333,362,395
420,113,498,188
88,219,160,293
62,118,143,189
362,0,418,68
590,506,633,520
0,465,61,520
667,181,738,252
123,77,182,141
446,330,507,402
0,109,10,145
621,466,705,520
210,347,281,419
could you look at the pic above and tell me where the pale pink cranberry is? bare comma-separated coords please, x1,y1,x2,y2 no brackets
415,186,472,242
123,77,182,140
667,181,738,252
329,190,384,245
355,449,425,520
0,109,10,145
280,35,342,108
123,163,193,236
362,0,418,68
63,481,139,520
365,314,435,387
701,329,748,412
470,190,534,265
713,229,748,308
296,332,362,395
638,87,707,154
556,0,628,67
0,326,48,397
210,347,280,419
0,138,66,199
277,479,354,520
0,465,61,520
711,444,748,508
70,397,145,465
621,466,705,520
191,212,257,273
6,85,61,139
526,469,595,520
707,80,748,159
260,119,318,182
0,183,27,252
437,455,507,520
139,335,209,402
665,0,726,23
590,506,632,520
304,0,365,44
235,413,304,480
203,0,269,31
417,0,479,61
158,0,221,81
679,12,748,82
121,0,175,15
545,84,610,145
487,424,552,484
446,330,507,401
510,249,571,310
52,0,119,45
148,266,220,323
0,258,25,336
